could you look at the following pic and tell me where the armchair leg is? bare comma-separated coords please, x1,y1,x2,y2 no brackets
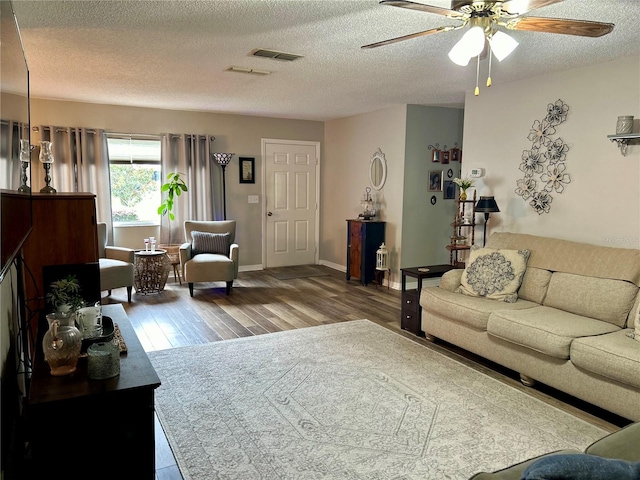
107,289,112,297
189,283,194,297
226,281,232,295
126,286,132,303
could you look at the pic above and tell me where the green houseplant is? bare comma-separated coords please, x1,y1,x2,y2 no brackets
46,274,85,317
157,171,188,249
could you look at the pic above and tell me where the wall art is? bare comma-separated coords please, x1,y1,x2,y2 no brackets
428,170,443,191
515,99,571,215
428,143,441,163
239,157,255,184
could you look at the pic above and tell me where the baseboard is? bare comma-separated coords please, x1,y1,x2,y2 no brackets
319,259,345,272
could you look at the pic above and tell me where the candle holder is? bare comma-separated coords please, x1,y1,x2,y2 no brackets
18,138,31,193
211,153,234,220
39,140,56,193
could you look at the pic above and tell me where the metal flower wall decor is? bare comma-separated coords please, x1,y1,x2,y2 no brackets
515,99,571,215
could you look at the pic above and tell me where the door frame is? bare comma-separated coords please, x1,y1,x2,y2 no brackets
261,138,321,269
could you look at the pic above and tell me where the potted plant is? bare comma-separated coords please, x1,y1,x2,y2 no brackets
453,176,475,201
157,171,188,258
46,274,85,318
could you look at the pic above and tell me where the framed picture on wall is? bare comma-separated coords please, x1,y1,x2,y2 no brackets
428,170,443,192
431,149,441,163
441,151,450,164
239,157,255,184
443,180,456,199
450,147,461,162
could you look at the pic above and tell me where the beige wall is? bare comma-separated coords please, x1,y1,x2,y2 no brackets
30,99,324,266
322,105,407,284
461,55,640,249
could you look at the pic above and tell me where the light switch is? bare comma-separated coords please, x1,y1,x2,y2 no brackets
248,195,259,204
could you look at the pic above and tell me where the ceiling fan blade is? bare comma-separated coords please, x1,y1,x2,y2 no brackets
506,17,614,37
380,0,465,19
500,0,564,15
362,25,454,49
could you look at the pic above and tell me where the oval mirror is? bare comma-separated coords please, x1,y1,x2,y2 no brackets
370,148,387,191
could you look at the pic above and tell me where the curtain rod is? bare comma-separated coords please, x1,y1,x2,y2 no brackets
32,126,97,134
108,132,162,139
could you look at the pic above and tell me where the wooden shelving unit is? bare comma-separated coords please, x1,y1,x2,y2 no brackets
446,190,476,267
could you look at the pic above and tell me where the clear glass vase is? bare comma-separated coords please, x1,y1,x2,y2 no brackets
42,314,83,376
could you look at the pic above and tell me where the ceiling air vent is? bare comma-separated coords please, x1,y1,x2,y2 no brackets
225,66,271,75
250,49,303,62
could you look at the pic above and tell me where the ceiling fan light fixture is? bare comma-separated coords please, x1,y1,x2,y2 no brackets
448,25,485,66
489,30,519,61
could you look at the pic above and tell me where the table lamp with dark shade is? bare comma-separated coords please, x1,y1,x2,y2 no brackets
475,196,500,246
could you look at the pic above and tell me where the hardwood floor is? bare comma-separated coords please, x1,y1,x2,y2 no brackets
101,265,628,480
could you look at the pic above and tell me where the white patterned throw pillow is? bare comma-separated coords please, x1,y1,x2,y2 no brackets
191,231,230,256
457,247,530,303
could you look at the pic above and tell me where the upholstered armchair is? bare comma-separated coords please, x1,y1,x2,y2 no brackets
97,222,135,302
180,220,239,296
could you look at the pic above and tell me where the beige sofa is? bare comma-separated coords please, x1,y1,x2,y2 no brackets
420,232,640,421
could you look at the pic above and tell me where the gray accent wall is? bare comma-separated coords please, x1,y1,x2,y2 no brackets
402,105,464,268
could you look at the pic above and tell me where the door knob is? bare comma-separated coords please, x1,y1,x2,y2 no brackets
267,212,273,216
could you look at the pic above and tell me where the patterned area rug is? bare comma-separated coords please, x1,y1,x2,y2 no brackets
148,320,606,480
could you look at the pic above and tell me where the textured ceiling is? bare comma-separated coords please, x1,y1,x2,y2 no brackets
10,0,640,121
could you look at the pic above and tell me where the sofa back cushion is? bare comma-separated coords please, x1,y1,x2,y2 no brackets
517,267,552,304
543,272,639,327
486,232,640,287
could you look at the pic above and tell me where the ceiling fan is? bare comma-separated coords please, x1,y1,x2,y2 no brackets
362,0,614,93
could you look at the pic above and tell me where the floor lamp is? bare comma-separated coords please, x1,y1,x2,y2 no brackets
211,153,234,220
475,196,500,246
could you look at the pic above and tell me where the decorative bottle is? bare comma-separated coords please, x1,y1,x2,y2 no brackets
42,314,83,376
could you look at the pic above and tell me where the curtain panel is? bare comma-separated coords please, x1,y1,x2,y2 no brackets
160,134,222,245
0,119,29,190
36,126,113,241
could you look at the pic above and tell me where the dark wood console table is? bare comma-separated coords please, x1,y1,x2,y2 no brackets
27,304,161,479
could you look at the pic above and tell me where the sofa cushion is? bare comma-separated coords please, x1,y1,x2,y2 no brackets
518,267,552,304
521,454,640,480
191,231,230,256
543,272,638,328
488,306,620,360
420,287,537,331
458,248,530,303
571,330,640,389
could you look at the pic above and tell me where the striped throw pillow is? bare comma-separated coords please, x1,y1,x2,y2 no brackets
191,231,230,256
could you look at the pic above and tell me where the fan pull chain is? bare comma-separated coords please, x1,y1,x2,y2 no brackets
475,55,480,96
487,49,493,87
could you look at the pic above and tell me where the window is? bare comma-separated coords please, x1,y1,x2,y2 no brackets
107,135,162,225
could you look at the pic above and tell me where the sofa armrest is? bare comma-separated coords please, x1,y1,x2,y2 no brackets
230,243,239,277
586,422,640,461
440,268,463,292
105,246,134,263
179,242,192,262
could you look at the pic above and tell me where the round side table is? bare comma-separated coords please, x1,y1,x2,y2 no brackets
134,250,170,294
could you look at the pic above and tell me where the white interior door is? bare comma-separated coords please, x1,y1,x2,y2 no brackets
263,139,319,268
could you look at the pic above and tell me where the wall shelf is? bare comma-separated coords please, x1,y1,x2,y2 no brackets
607,133,640,156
